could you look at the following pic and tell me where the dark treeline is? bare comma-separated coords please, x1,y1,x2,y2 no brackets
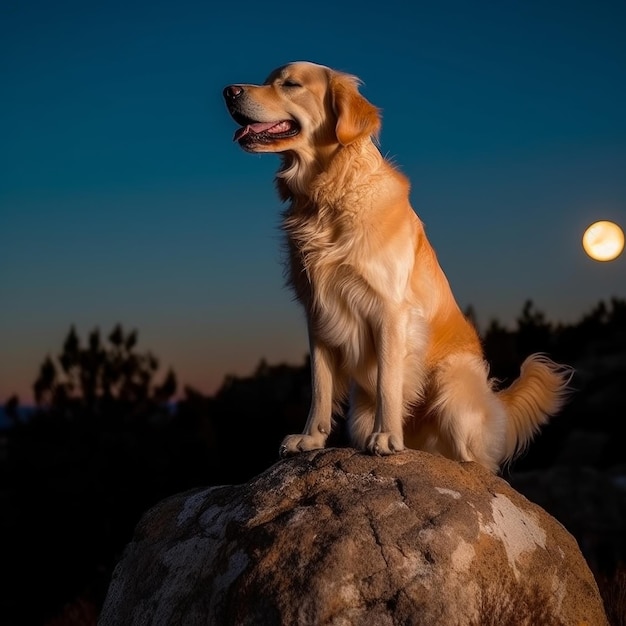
1,297,625,625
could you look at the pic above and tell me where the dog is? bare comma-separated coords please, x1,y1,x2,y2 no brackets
223,61,571,472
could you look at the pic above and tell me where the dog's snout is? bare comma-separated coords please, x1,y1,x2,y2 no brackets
223,85,244,100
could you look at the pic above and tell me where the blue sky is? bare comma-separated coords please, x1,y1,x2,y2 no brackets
1,0,625,403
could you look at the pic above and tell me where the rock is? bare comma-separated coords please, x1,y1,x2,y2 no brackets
511,464,626,574
99,449,608,626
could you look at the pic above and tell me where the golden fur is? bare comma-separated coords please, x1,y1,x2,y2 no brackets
224,61,571,472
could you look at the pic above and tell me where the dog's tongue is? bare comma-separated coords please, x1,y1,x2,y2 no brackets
233,121,279,142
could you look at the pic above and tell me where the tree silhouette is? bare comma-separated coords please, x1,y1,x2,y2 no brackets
2,325,183,626
3,394,20,425
482,318,517,382
33,324,177,419
516,299,553,357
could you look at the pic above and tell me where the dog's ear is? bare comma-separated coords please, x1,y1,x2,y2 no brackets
330,73,381,146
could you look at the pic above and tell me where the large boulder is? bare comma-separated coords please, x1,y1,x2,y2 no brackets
99,449,607,625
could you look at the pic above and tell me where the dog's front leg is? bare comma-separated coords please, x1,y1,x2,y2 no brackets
280,333,334,456
366,306,407,455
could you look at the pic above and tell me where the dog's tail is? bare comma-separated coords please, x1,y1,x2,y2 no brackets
497,354,573,464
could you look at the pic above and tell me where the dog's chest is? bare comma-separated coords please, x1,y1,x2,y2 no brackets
287,215,378,351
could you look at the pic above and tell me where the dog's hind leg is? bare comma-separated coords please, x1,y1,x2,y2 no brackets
429,353,507,473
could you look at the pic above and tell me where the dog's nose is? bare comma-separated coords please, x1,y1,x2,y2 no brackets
223,85,244,100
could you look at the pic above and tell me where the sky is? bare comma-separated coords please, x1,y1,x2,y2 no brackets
1,0,625,405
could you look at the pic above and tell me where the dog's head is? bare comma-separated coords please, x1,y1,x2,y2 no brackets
223,62,380,156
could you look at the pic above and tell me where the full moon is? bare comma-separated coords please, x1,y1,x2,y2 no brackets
582,220,625,262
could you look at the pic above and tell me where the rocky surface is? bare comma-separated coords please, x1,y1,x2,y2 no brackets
99,448,608,625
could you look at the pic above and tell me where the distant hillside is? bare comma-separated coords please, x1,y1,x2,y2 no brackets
0,405,34,430
0,407,10,429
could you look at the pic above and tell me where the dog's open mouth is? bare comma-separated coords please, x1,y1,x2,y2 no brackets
233,118,300,145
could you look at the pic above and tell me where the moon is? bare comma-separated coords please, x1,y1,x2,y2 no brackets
582,220,625,262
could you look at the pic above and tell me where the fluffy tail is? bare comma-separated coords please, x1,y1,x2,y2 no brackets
497,354,573,464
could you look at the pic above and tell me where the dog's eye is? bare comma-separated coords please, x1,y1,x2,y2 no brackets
282,80,302,88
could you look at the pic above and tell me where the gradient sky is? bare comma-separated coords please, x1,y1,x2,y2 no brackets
1,0,625,404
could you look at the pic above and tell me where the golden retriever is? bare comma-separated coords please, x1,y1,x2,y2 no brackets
223,61,571,472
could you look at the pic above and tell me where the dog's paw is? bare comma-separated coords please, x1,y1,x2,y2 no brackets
279,433,326,457
366,432,405,456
